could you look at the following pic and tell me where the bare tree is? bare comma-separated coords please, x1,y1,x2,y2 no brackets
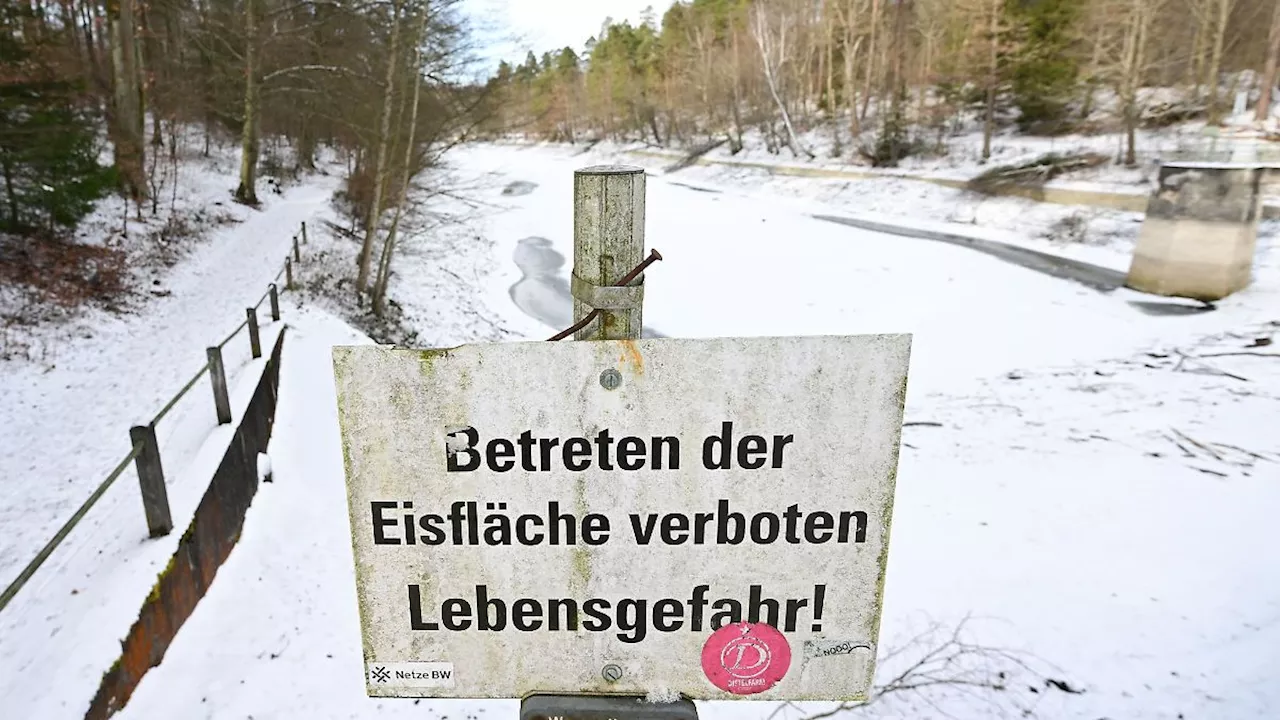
234,0,260,205
372,7,429,315
1117,0,1165,166
107,0,147,212
1256,0,1280,121
750,0,815,159
981,0,1001,162
1190,0,1239,123
356,0,404,293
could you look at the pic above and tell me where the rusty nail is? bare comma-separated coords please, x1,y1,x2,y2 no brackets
614,248,663,287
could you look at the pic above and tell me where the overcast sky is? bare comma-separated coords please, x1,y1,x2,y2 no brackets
470,0,677,73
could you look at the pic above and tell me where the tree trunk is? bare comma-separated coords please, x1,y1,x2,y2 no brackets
826,10,840,157
356,0,403,293
1205,0,1231,123
982,0,999,162
1121,0,1153,167
842,0,861,139
1256,2,1280,121
107,0,146,205
3,156,18,229
860,0,881,122
729,25,745,152
1080,13,1106,120
374,10,429,316
751,4,813,160
1189,15,1205,95
234,0,260,205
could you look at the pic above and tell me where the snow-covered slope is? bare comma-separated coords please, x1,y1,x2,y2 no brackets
2,139,1277,719
108,143,1280,719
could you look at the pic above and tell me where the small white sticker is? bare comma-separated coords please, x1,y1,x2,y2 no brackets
368,662,455,688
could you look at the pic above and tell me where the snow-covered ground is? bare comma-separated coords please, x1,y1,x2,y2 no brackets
0,148,336,592
0,137,337,714
2,139,1278,719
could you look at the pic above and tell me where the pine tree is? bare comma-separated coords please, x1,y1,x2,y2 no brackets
1006,0,1081,134
0,4,115,235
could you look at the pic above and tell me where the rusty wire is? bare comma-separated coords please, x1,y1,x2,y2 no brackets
0,441,144,614
547,249,663,341
0,227,307,618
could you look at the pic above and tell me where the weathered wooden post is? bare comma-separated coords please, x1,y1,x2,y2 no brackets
285,257,294,290
129,424,172,537
571,165,647,341
268,283,280,321
206,346,233,424
246,307,262,359
292,233,301,262
301,221,308,245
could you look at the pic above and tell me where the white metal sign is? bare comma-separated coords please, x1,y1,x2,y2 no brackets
332,335,911,700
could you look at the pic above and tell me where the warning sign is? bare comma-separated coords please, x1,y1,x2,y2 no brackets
332,335,911,700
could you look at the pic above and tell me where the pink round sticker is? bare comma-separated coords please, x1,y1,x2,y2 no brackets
701,622,792,695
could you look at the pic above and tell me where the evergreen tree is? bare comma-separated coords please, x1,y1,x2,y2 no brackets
0,4,114,235
1006,0,1081,134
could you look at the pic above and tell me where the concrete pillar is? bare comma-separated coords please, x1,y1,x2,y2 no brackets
1126,162,1265,302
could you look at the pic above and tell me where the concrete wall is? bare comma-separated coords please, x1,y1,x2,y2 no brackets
624,149,1280,219
1126,165,1264,301
85,331,286,720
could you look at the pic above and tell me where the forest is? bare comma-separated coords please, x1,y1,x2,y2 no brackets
1,0,485,314
2,0,1280,315
485,0,1280,167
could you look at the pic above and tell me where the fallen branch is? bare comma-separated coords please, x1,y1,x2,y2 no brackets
1211,442,1276,462
1194,351,1280,359
1171,428,1224,462
1173,350,1250,382
1164,433,1197,458
967,152,1109,194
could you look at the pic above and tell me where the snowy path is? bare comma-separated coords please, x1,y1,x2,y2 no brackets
0,176,337,590
11,144,1280,719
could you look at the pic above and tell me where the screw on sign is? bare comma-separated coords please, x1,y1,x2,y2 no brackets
701,623,792,695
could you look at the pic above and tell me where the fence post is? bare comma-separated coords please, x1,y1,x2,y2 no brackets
269,283,280,321
206,346,233,424
286,257,294,290
292,233,301,262
246,307,262,359
129,424,172,537
571,165,647,341
301,221,308,245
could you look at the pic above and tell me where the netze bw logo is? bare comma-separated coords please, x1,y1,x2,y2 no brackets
369,664,453,685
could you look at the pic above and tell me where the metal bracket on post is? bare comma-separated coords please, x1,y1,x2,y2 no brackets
572,165,646,341
246,307,262,359
268,283,280,321
129,424,172,538
570,272,645,312
206,346,233,424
